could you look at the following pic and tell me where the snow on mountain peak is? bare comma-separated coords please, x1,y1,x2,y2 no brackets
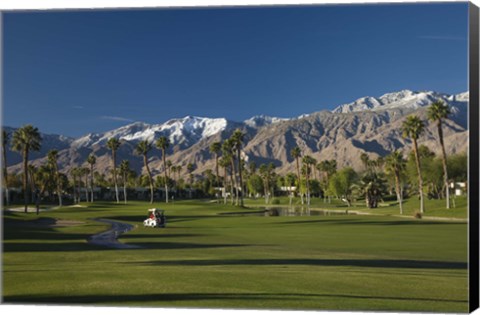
72,116,228,149
331,90,468,114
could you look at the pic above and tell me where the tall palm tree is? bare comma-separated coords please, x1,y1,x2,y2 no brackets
166,160,173,179
106,138,121,203
11,125,42,213
402,115,426,213
210,142,222,188
290,147,303,204
2,129,10,206
81,167,90,202
231,130,245,206
71,167,80,204
135,140,154,204
87,154,96,202
187,162,195,199
385,151,406,214
427,101,452,209
219,157,230,204
360,153,370,173
47,150,63,207
119,160,130,204
222,140,237,204
302,155,316,205
156,136,171,203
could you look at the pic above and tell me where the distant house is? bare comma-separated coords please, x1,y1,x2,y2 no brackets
450,182,468,196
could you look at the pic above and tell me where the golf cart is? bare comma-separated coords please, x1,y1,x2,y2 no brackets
143,208,166,228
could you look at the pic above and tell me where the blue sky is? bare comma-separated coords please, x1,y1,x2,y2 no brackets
2,2,469,137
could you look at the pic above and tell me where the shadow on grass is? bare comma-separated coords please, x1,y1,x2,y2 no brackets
128,258,467,270
4,239,250,252
4,291,468,305
276,218,465,226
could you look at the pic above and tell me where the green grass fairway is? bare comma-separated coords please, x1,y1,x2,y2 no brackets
2,200,468,312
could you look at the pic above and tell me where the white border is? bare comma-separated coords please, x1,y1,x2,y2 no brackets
1,1,478,315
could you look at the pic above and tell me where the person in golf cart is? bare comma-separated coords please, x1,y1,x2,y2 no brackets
143,208,166,228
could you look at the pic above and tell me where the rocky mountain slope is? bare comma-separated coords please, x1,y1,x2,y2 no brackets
4,90,469,177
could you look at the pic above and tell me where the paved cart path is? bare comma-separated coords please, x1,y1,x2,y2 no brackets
88,219,140,249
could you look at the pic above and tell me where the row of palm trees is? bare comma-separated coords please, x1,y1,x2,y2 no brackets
401,101,452,213
0,100,456,214
285,101,453,213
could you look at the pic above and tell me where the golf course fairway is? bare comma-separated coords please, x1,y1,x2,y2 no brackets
2,200,468,312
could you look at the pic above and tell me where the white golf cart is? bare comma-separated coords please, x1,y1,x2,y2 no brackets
143,208,166,228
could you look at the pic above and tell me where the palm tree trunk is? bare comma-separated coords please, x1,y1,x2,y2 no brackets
223,165,228,204
230,159,238,205
3,146,9,206
229,166,234,205
394,171,403,214
306,172,310,206
215,154,219,188
77,177,81,204
295,157,304,205
23,149,29,213
237,149,244,207
413,139,425,213
437,121,450,209
162,149,169,203
144,155,154,204
90,164,94,202
84,172,89,202
123,173,127,204
112,151,120,203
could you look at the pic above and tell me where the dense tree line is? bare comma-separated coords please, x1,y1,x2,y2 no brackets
0,101,468,214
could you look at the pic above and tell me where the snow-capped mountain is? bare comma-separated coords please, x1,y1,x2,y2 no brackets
331,90,468,129
5,89,470,175
72,116,229,149
332,90,468,114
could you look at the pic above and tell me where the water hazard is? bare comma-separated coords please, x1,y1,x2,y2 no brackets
221,207,355,217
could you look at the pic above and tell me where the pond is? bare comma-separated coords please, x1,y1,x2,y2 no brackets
264,207,354,217
220,207,355,217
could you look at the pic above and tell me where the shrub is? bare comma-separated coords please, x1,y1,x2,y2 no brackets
414,211,422,219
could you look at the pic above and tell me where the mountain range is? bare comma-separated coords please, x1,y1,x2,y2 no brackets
4,89,469,177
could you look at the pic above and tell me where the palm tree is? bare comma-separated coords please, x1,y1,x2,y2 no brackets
156,136,170,203
119,160,130,204
71,167,80,204
222,140,237,204
135,140,154,203
106,138,121,203
402,115,426,213
47,150,64,207
2,129,10,206
81,167,90,202
219,157,230,204
356,172,387,209
231,130,245,206
385,151,407,214
210,142,222,188
175,165,183,194
290,146,303,204
87,154,96,202
302,155,316,205
166,160,173,178
427,101,452,209
360,153,370,173
187,162,195,198
317,160,337,203
11,125,42,213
